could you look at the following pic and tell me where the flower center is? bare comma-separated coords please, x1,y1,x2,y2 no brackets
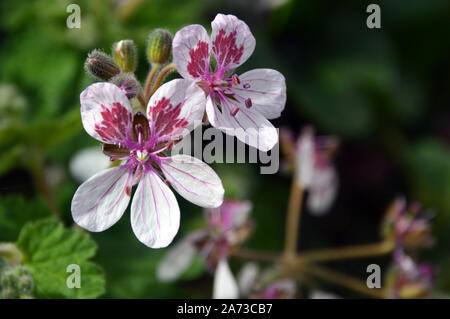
207,73,254,117
136,149,149,162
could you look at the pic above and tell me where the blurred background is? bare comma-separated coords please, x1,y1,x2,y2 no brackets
0,0,449,298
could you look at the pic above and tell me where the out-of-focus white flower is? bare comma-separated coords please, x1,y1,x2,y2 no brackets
309,290,340,299
157,200,252,282
237,262,260,297
306,165,339,215
156,232,201,282
213,259,239,299
69,146,110,183
295,126,315,188
280,126,339,216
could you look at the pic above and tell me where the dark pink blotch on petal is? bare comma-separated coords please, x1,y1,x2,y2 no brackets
187,41,210,78
94,102,132,142
212,29,244,68
149,97,189,138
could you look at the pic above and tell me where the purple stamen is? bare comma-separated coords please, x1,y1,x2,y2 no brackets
230,107,239,117
243,83,250,89
245,98,252,108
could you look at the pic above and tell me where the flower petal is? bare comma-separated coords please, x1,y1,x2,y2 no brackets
130,170,180,248
237,262,259,297
310,290,341,299
156,231,205,282
71,166,132,232
306,166,339,215
206,200,252,230
211,14,255,70
231,69,286,120
213,259,239,299
160,155,224,208
207,96,278,152
147,79,206,141
80,82,133,143
172,24,211,80
295,127,315,187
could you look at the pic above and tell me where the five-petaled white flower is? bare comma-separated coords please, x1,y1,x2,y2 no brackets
71,79,224,248
173,14,286,152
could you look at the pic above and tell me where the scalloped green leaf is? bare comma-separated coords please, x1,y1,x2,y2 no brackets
16,219,105,298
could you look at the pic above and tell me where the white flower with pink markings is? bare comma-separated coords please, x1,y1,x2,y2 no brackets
173,14,286,152
71,79,224,248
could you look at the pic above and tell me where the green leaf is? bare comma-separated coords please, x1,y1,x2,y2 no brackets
0,144,25,176
26,109,82,151
0,195,51,242
406,139,450,216
16,219,105,298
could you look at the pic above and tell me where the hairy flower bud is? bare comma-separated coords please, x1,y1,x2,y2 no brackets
1,265,34,298
113,40,137,72
146,29,172,64
85,50,120,80
110,73,140,99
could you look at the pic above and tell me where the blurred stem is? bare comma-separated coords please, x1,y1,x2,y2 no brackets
148,63,176,99
115,0,145,21
144,64,160,102
137,91,147,109
301,263,387,299
284,179,304,258
297,240,395,263
28,148,60,218
231,248,280,263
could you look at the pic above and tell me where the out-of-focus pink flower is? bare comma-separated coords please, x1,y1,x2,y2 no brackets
157,200,252,282
386,251,434,299
251,280,296,299
381,198,435,250
280,126,339,215
173,14,286,151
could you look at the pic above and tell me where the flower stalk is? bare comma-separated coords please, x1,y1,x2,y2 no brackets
300,263,387,299
297,240,395,263
147,63,176,101
144,64,160,102
284,179,304,258
28,149,60,218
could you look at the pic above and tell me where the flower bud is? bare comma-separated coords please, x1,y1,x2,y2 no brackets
0,84,27,121
381,198,434,250
146,29,172,64
110,73,140,99
15,267,34,296
386,255,433,299
113,40,137,72
85,50,120,80
1,265,35,298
